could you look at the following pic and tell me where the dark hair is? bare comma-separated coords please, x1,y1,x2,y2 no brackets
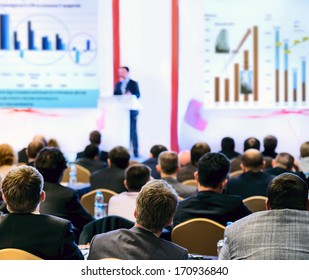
263,135,278,151
108,146,130,169
197,152,230,188
89,130,101,145
191,142,211,166
150,145,168,158
35,147,67,183
275,152,295,170
267,173,308,210
221,137,235,151
300,142,309,158
84,144,99,159
121,66,130,72
125,164,151,191
158,151,179,174
1,166,43,213
244,137,260,151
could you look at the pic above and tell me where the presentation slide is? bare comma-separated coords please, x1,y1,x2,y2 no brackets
179,0,309,110
0,0,99,108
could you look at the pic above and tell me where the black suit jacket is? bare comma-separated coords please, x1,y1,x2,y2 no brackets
76,150,108,164
39,181,94,234
87,226,188,260
173,191,252,227
224,171,275,199
0,213,84,260
90,166,127,193
114,79,140,99
265,167,307,182
142,157,161,179
75,157,106,173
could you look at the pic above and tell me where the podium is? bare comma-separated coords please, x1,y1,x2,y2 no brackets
99,95,142,151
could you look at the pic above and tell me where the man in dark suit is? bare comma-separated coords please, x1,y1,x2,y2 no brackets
87,180,188,260
90,145,130,193
265,152,307,182
75,144,106,173
0,165,83,260
76,130,108,165
157,151,197,198
225,149,275,199
114,66,140,158
142,144,168,179
35,147,94,240
173,152,251,227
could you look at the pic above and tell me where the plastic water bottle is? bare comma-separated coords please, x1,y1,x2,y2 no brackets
94,191,105,219
69,163,77,187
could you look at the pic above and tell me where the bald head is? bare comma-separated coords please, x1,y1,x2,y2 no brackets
241,149,264,171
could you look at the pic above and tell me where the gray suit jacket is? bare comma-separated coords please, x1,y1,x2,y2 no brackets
219,209,309,260
162,177,197,198
87,226,188,260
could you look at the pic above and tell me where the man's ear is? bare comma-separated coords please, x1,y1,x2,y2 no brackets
194,171,198,182
124,179,129,190
266,199,271,210
40,191,46,203
107,158,111,167
156,164,161,173
2,193,6,203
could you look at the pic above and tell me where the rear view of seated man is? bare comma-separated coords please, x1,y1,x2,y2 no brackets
87,180,188,260
108,163,151,221
219,173,309,260
0,166,84,260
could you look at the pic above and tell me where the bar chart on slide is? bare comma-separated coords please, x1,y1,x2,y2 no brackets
0,0,99,108
203,0,309,109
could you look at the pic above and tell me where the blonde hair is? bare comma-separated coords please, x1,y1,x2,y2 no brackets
0,144,17,166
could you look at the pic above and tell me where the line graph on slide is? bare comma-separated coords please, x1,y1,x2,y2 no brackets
203,0,309,109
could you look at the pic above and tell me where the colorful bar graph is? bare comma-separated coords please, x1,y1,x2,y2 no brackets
225,78,229,102
234,63,239,102
86,40,91,51
14,31,20,50
293,69,297,102
215,77,220,102
244,50,249,101
275,29,280,102
302,59,306,102
284,42,289,102
0,14,10,50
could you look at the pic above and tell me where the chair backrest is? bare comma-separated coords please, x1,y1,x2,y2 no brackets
62,164,91,183
243,196,267,212
0,248,42,260
172,218,225,256
80,188,117,216
229,170,243,178
182,179,198,187
79,215,135,245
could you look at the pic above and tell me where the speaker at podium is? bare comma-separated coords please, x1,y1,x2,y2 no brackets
99,95,142,152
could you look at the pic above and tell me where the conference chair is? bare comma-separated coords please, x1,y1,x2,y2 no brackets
80,188,117,216
0,248,42,260
229,170,243,178
182,179,198,187
62,163,91,183
171,218,225,256
79,215,135,245
243,196,267,213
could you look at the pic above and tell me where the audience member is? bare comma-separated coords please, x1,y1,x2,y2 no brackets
18,134,47,164
75,144,106,173
265,152,307,182
299,141,309,177
219,173,309,260
0,143,17,182
262,135,278,159
157,151,197,198
35,147,94,239
225,149,275,199
230,137,272,172
88,180,188,260
173,152,251,227
0,166,84,260
142,144,168,179
108,164,151,221
47,138,61,148
90,145,130,193
219,137,241,160
26,140,45,167
177,142,211,182
178,150,191,167
76,130,108,165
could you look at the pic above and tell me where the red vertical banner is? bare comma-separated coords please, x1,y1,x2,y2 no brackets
171,0,179,152
112,0,120,85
